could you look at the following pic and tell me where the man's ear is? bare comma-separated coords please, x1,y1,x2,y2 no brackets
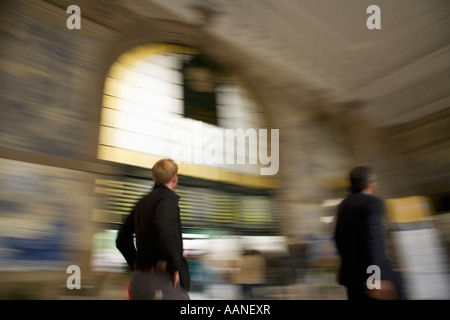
171,174,178,187
368,180,377,191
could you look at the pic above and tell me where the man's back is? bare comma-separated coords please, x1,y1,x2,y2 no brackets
116,159,190,298
134,185,183,271
116,184,190,290
334,192,395,288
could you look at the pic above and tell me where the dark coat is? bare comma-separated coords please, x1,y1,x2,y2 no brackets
116,184,190,291
334,192,400,292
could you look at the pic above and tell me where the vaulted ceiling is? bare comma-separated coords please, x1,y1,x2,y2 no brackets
148,0,450,127
44,0,449,128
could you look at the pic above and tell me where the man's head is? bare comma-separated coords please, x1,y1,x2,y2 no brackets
152,159,178,190
349,166,377,194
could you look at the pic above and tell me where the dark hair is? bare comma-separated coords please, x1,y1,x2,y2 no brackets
349,166,376,193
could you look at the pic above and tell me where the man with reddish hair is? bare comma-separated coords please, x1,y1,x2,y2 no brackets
116,159,190,299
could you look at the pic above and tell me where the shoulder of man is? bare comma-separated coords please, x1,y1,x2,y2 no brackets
339,193,382,208
154,185,180,201
365,193,383,205
364,194,385,218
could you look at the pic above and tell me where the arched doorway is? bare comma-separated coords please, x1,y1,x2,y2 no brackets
91,43,282,294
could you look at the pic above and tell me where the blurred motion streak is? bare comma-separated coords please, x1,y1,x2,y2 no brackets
0,0,449,300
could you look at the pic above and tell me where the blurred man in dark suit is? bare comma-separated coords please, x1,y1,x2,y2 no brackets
334,166,403,300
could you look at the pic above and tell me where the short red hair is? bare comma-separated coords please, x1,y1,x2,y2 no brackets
151,159,178,185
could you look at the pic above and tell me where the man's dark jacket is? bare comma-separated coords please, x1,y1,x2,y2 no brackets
334,192,400,292
116,184,190,291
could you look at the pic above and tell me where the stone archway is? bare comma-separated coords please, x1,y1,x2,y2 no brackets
94,20,352,238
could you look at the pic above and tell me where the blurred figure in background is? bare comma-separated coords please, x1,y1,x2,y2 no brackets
232,249,267,299
334,166,404,300
116,159,190,300
287,238,308,283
